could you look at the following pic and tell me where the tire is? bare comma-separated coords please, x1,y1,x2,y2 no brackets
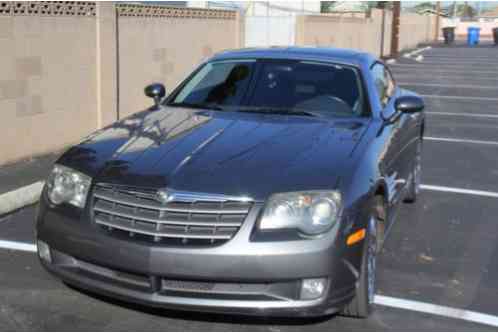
372,196,386,254
341,214,378,318
404,137,422,203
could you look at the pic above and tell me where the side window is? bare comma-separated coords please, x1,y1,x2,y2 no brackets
371,63,394,107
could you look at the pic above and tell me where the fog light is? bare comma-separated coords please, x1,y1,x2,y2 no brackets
37,240,51,263
300,278,327,300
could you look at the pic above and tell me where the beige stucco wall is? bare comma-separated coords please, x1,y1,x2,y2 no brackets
399,13,437,51
117,7,240,118
296,15,372,54
0,2,435,167
295,9,388,57
96,2,119,128
0,13,98,164
0,2,240,166
382,10,393,57
453,21,495,39
296,9,435,58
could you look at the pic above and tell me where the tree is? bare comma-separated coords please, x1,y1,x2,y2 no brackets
446,2,477,18
320,1,335,13
366,1,391,10
414,2,436,13
459,2,476,17
320,1,389,14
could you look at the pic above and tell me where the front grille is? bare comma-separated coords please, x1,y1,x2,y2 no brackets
91,184,253,246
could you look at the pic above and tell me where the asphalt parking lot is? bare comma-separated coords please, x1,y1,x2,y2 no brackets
1,43,498,331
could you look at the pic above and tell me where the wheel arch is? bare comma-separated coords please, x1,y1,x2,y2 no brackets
372,180,388,223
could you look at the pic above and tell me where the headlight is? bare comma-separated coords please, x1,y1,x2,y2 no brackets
46,164,92,208
259,191,342,235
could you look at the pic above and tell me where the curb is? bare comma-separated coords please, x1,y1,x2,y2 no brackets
0,181,45,216
403,46,432,59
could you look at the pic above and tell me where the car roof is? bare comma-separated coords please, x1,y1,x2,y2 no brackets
210,46,377,67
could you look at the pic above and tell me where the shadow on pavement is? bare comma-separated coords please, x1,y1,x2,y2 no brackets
65,283,338,327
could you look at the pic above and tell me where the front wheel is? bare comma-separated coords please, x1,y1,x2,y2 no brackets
404,137,422,203
340,216,377,318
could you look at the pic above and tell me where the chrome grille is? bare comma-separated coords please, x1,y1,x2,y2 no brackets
92,184,253,246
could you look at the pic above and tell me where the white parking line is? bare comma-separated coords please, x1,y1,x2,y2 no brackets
427,112,498,119
0,239,496,328
399,82,498,90
421,95,498,101
422,55,498,58
391,64,498,70
396,74,498,79
414,62,498,67
394,58,496,62
0,239,496,327
0,240,37,253
402,46,431,58
425,137,498,146
421,184,498,199
395,73,498,79
398,65,498,69
375,295,498,328
412,57,498,61
392,61,497,65
392,68,498,75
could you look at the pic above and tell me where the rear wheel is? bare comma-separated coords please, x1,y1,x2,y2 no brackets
341,214,378,318
404,137,422,203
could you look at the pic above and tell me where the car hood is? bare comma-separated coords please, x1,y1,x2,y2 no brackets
59,107,369,201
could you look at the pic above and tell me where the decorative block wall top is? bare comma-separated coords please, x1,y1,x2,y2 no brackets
116,4,236,20
0,2,96,17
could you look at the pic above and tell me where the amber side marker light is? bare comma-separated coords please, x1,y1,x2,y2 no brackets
347,228,366,246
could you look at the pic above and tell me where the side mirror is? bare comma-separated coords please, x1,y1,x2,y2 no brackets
144,83,166,107
395,95,424,114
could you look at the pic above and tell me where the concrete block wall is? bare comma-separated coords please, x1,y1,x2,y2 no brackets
0,2,241,166
0,2,435,166
295,13,381,56
296,9,436,58
451,20,497,40
399,12,437,51
0,2,99,165
116,4,241,118
382,10,393,57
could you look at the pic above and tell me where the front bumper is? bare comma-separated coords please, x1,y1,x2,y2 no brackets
40,248,355,317
36,200,361,317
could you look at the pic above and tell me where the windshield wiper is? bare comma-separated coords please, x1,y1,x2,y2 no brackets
167,102,224,111
234,107,319,117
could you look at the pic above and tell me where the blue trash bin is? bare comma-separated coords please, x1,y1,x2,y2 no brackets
467,27,481,45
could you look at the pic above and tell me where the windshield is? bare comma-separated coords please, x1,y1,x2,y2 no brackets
169,59,365,117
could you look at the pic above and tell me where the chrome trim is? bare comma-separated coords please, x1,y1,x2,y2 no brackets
155,188,254,204
95,217,233,240
93,192,250,214
92,184,253,244
93,204,243,227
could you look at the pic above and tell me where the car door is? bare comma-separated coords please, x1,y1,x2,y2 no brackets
386,67,423,189
371,62,412,216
